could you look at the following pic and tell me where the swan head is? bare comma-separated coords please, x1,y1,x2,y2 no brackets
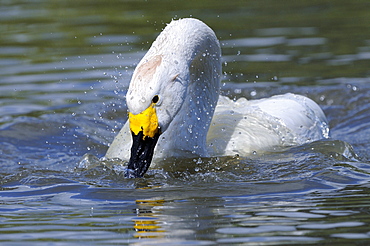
124,18,221,178
125,54,187,178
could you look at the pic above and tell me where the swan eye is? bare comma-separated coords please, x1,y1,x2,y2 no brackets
152,95,159,104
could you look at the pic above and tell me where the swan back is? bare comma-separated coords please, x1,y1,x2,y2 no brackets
207,94,329,156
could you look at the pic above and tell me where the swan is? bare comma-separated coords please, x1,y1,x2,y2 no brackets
105,18,329,178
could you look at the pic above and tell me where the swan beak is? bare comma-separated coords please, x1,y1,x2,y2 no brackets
125,103,161,178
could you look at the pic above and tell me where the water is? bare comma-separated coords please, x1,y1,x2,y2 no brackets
1,0,370,245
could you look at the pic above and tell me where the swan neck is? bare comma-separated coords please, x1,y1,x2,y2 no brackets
166,40,221,156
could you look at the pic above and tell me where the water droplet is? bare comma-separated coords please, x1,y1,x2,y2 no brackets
234,88,241,94
140,97,146,103
188,125,193,133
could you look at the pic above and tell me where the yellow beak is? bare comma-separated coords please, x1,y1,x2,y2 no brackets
129,102,160,139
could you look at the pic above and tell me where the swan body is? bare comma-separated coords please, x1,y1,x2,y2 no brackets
105,18,329,176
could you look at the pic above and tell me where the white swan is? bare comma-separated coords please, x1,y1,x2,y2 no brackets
105,18,329,178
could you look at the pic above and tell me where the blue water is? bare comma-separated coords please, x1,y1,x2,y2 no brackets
1,1,370,245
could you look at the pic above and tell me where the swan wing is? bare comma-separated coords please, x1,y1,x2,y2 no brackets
207,93,329,156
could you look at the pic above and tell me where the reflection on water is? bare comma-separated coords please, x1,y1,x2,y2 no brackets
1,0,370,245
133,199,166,239
1,182,370,244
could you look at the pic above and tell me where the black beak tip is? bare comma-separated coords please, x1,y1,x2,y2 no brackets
125,130,160,178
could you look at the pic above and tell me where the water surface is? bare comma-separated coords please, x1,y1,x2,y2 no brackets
1,0,370,245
